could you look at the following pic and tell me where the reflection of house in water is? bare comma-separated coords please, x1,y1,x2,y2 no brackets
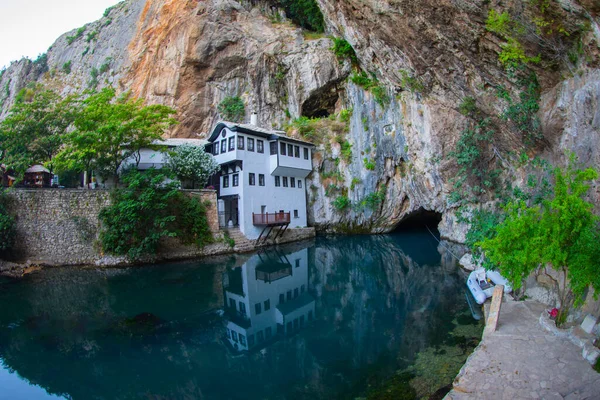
222,247,315,352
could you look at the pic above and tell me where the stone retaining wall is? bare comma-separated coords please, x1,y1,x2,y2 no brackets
2,188,219,266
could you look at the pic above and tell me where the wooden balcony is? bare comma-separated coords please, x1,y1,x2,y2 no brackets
252,212,290,226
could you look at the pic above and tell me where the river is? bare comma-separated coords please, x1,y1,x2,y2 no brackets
0,231,482,399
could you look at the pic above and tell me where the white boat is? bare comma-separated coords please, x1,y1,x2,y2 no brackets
466,268,512,305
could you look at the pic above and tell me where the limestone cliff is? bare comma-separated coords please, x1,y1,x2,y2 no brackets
1,0,599,240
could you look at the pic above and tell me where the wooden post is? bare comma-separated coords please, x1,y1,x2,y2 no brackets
484,285,504,337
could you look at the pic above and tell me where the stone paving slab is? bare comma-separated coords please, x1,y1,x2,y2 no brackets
446,298,600,400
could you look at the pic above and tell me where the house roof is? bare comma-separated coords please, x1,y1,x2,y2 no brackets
25,165,51,174
154,138,207,147
207,121,314,147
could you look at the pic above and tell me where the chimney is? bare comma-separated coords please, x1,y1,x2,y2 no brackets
250,112,258,126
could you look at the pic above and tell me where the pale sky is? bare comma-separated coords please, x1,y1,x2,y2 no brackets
0,0,123,69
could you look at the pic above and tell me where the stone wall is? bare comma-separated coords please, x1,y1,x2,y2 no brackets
2,188,220,266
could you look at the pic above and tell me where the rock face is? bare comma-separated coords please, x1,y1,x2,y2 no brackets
1,0,599,238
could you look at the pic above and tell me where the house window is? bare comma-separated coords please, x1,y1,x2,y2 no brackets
266,326,272,339
295,259,300,268
233,174,239,187
226,329,231,338
283,177,288,187
304,148,309,160
249,173,255,186
223,175,229,188
275,176,280,187
237,136,245,150
213,143,219,155
290,177,295,188
248,334,255,346
259,174,265,186
293,318,299,329
294,288,299,298
221,140,227,153
308,310,313,321
228,137,235,151
288,144,293,156
294,145,300,158
287,322,292,333
247,138,255,152
221,128,227,138
257,140,264,153
232,331,239,342
264,299,270,311
279,293,284,304
286,290,292,301
280,142,286,155
239,301,246,316
255,302,262,315
298,180,302,189
229,298,236,309
300,315,305,327
294,209,299,218
239,334,246,346
270,141,277,155
257,330,264,342
301,284,305,293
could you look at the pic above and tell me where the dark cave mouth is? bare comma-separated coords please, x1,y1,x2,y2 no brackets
393,208,442,234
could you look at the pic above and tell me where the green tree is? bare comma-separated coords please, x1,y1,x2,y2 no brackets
0,85,78,180
165,144,219,189
480,161,600,322
54,88,177,185
217,96,245,123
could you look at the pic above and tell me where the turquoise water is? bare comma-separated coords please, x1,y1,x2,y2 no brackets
0,232,480,399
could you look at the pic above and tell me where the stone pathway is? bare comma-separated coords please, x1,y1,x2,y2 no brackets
446,299,600,400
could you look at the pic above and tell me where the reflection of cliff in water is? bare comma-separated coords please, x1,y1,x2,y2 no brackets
0,233,468,400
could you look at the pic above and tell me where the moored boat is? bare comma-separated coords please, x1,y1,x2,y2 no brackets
466,268,511,305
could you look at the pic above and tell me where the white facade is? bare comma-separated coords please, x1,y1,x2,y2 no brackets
223,247,315,352
208,122,314,239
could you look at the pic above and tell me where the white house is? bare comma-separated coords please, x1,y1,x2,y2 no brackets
223,246,315,352
206,118,314,241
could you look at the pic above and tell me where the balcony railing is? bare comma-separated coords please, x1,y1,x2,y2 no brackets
252,212,290,226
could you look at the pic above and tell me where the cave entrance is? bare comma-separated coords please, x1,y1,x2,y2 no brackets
300,81,342,119
393,208,442,234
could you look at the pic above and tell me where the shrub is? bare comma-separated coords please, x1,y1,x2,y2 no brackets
339,108,353,123
166,144,219,189
62,61,72,74
66,26,86,45
218,96,245,122
399,69,425,93
350,71,389,106
500,73,542,144
99,169,213,259
331,38,358,65
99,58,112,74
361,185,387,211
459,96,477,116
340,140,352,163
86,30,98,43
364,157,375,171
0,192,16,252
332,196,351,211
